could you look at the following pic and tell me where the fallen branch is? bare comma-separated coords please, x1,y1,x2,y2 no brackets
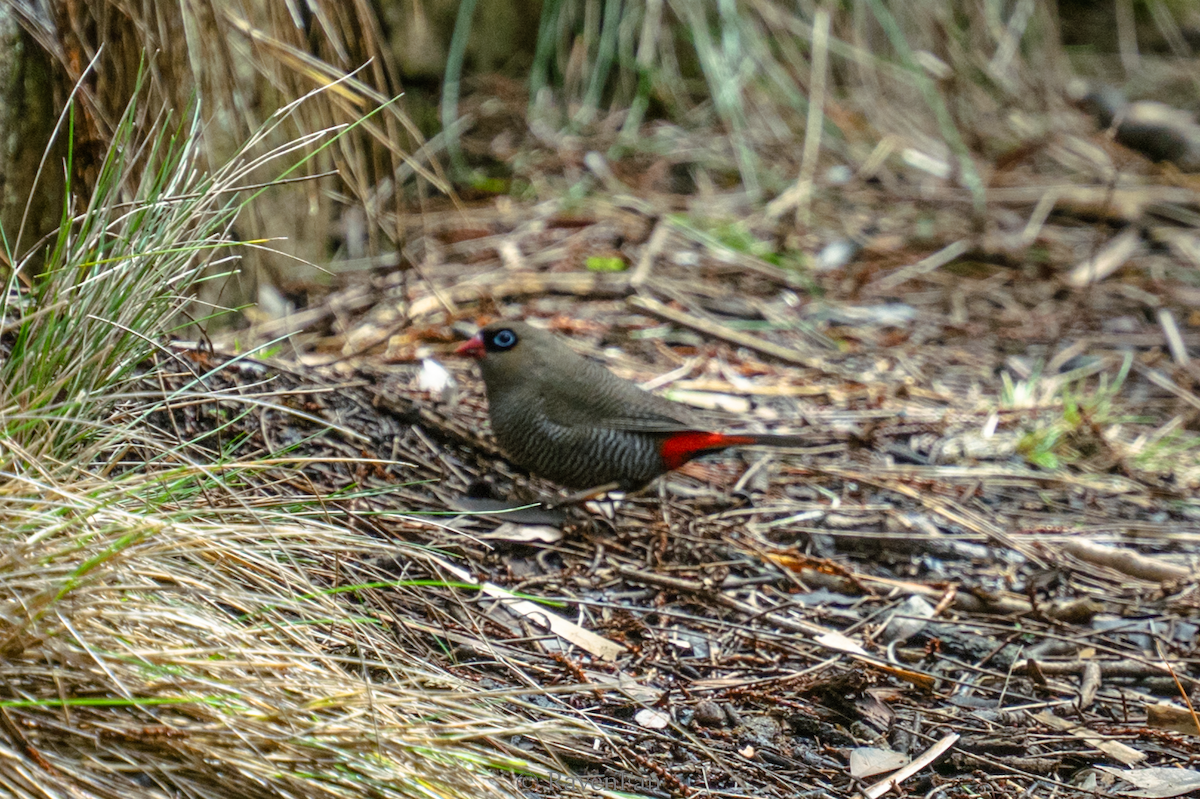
1059,538,1194,583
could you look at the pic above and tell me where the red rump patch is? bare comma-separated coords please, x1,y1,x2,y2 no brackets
659,432,756,470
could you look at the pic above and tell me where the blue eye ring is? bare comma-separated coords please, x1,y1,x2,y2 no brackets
490,329,517,349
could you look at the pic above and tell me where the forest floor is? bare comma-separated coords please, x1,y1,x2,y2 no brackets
185,96,1200,798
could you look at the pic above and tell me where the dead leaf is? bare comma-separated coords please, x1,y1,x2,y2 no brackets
1096,766,1200,798
479,523,563,543
425,554,624,661
857,733,958,799
850,747,910,779
635,708,671,729
1146,703,1200,737
1034,712,1145,765
878,595,935,644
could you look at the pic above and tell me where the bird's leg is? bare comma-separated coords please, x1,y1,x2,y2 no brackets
547,481,623,509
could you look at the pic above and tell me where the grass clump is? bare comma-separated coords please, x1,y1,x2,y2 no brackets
1003,354,1200,480
0,84,581,799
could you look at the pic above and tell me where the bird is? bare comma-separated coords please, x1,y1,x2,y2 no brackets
455,320,807,490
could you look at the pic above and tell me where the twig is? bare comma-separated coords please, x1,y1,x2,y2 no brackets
1059,538,1193,583
857,733,959,799
627,294,862,381
818,465,1044,565
630,220,671,290
1032,711,1145,765
1078,661,1101,710
427,554,625,662
1065,227,1143,287
613,564,831,638
985,185,1198,219
1020,188,1060,247
1134,363,1200,412
1021,659,1176,678
1158,308,1190,365
764,8,829,226
795,6,830,227
411,271,634,317
870,239,970,291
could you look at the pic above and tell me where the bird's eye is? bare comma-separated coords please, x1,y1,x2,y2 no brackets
489,328,518,350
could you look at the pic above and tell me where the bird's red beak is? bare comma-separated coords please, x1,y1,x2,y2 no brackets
455,334,485,358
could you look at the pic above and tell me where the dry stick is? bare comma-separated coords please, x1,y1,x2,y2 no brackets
1133,363,1200,412
794,7,830,228
411,271,634,317
1058,538,1194,583
324,314,415,365
427,553,624,662
612,565,936,691
856,733,959,799
669,225,810,288
629,221,671,290
987,0,1036,87
798,566,1041,617
1115,0,1140,74
821,465,1044,565
763,9,829,225
228,285,377,342
1032,711,1145,766
985,185,1198,221
869,239,970,292
1155,227,1200,268
627,294,864,383
613,564,831,638
974,612,1200,689
403,239,459,317
1024,660,1178,678
1019,188,1060,247
1078,661,1101,710
1065,227,1143,287
1158,308,1191,366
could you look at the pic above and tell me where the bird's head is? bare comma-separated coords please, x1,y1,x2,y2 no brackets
455,321,526,359
456,321,554,388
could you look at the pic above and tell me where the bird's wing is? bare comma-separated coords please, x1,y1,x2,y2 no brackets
544,390,698,433
540,359,703,434
591,412,699,433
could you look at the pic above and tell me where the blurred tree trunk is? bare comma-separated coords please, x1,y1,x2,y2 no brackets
382,0,542,80
0,6,64,269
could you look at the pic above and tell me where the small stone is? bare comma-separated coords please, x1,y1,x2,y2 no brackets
693,700,726,728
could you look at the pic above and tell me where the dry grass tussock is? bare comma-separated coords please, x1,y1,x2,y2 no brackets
0,80,584,798
0,495,577,798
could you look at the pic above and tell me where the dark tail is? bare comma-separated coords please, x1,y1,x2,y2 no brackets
725,433,808,449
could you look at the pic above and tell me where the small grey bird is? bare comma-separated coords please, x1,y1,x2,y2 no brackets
456,321,805,489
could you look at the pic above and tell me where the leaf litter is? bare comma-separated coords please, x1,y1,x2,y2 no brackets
177,101,1200,796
